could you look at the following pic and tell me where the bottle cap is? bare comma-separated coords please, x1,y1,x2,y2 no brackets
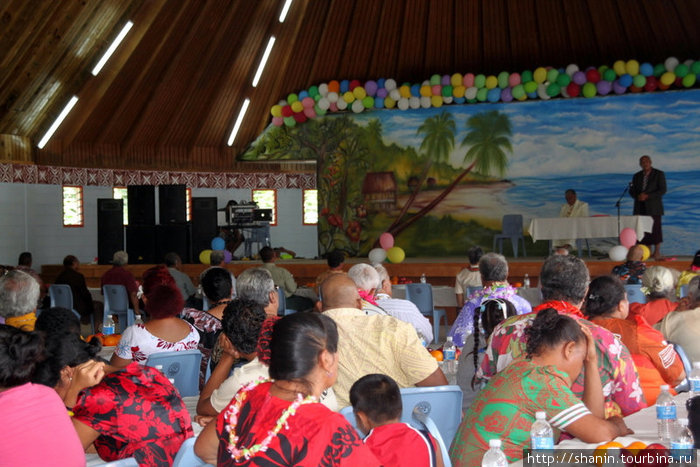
535,411,546,420
679,418,689,426
446,336,453,342
693,362,700,369
660,384,670,390
488,439,502,448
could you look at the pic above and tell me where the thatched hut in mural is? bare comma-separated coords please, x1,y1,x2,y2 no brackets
362,172,397,212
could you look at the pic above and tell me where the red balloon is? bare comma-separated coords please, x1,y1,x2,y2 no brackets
281,105,293,117
566,82,581,97
293,113,307,123
349,79,361,90
644,76,658,92
585,69,601,83
674,77,683,87
629,85,643,93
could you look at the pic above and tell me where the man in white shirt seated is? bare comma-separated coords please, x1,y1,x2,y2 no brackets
555,188,590,251
373,263,433,344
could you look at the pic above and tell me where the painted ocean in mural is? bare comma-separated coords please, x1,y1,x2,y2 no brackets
244,89,700,257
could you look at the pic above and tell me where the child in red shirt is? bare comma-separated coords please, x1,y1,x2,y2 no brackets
349,374,443,467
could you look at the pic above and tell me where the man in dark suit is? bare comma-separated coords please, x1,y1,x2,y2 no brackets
630,155,666,260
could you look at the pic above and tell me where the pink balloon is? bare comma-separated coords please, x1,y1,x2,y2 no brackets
379,232,394,250
302,97,315,108
272,116,284,126
463,73,475,87
619,228,637,248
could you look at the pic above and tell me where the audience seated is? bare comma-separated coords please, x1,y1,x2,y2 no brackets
198,250,236,300
315,249,346,295
194,313,381,465
347,263,387,316
16,251,48,309
611,244,647,285
350,373,443,467
676,250,699,297
454,246,483,306
33,332,193,466
629,265,678,325
451,309,631,466
373,263,433,343
260,246,314,312
0,269,40,330
110,265,199,368
584,275,684,404
0,325,84,466
35,306,82,337
456,298,516,412
101,250,140,319
480,255,646,417
448,252,532,347
321,274,447,407
657,276,700,363
54,255,100,329
165,252,197,304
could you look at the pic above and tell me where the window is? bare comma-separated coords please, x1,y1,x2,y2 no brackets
112,187,128,225
252,189,277,225
62,186,84,227
302,189,318,225
186,188,192,221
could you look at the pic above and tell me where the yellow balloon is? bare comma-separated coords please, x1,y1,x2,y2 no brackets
270,105,282,117
343,91,355,103
199,249,212,265
399,85,411,98
626,59,640,76
453,85,466,98
485,75,498,89
386,246,406,263
384,97,396,108
613,60,626,76
660,71,675,86
352,86,367,100
639,244,651,261
533,67,547,83
420,85,432,97
291,101,303,113
430,95,443,107
451,73,463,87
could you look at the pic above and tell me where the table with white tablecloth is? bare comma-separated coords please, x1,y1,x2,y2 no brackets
528,215,653,244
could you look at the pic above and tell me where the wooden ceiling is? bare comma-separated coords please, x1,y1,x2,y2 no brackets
1,0,698,173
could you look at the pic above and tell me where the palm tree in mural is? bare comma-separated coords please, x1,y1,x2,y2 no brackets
386,111,455,234
390,110,513,237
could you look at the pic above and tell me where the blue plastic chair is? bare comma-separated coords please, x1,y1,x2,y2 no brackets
492,214,526,258
672,342,692,393
277,287,297,316
341,385,462,465
146,350,202,397
94,458,139,466
625,284,647,304
102,284,135,333
47,284,83,322
405,283,447,344
172,437,213,466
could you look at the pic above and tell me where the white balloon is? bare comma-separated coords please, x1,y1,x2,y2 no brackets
368,248,387,263
565,64,579,76
664,56,679,72
318,83,329,96
421,80,430,86
465,87,478,99
389,89,401,101
409,96,420,109
537,83,550,100
420,96,432,108
327,92,339,103
443,96,453,104
608,245,629,262
384,78,397,91
336,98,348,110
351,100,364,113
397,98,409,110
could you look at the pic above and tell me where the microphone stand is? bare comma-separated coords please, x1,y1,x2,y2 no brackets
615,184,630,237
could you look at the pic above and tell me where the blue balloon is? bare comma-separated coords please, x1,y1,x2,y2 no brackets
454,97,466,104
619,73,633,88
640,63,654,77
211,237,225,250
298,90,309,100
527,91,537,99
410,84,420,96
374,97,385,108
340,80,350,93
377,78,386,89
487,88,501,102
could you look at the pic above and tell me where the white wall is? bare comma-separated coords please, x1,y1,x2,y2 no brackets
0,183,318,269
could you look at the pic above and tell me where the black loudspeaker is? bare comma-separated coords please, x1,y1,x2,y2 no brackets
97,199,124,265
126,225,156,264
127,185,155,225
156,223,192,264
191,197,218,256
159,184,186,224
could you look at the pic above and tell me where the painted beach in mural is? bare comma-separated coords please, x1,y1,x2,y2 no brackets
242,89,700,257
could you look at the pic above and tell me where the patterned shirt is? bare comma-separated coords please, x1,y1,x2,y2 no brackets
448,283,532,347
115,322,200,363
479,300,646,417
450,360,590,466
611,260,647,285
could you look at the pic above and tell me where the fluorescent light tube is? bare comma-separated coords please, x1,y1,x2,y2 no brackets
37,96,78,148
91,21,134,76
227,98,251,146
251,37,276,87
279,0,293,22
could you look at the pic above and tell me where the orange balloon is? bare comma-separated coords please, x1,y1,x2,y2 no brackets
328,80,340,93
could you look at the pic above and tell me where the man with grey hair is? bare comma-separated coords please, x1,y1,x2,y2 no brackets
235,268,278,317
447,252,531,347
347,263,386,316
101,250,140,317
0,269,40,329
658,275,700,363
373,263,433,343
480,254,645,416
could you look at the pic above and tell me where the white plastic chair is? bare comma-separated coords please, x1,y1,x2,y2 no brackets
172,437,213,467
492,214,527,258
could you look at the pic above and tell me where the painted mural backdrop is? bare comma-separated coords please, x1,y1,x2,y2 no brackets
242,89,700,257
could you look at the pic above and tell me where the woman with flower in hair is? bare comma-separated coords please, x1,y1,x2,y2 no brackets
629,266,678,326
195,312,379,466
584,275,684,405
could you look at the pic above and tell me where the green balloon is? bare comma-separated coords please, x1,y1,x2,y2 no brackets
521,70,533,83
315,105,327,116
474,74,486,88
476,88,488,101
283,116,296,127
512,84,525,99
633,75,646,88
674,64,689,78
498,71,510,89
430,74,441,85
691,61,700,75
546,68,559,83
653,63,666,77
314,94,321,102
582,82,597,98
598,65,609,75
682,74,696,88
287,93,298,104
556,74,571,86
524,81,537,94
441,85,453,97
362,96,374,108
466,98,477,104
603,68,617,82
546,83,561,97
308,86,319,97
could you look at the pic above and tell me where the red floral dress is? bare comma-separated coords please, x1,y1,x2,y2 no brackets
72,363,193,466
216,382,380,466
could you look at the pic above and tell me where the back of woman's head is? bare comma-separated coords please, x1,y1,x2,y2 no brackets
584,275,626,318
142,265,176,295
642,266,674,299
525,308,584,358
269,312,338,383
221,298,266,354
470,298,516,388
202,267,232,302
145,284,184,319
32,332,100,387
35,307,81,337
0,324,44,387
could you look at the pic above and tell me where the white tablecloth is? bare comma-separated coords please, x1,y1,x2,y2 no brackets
392,284,458,307
528,215,653,242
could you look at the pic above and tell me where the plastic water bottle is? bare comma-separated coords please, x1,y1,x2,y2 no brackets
420,273,427,283
689,362,700,397
102,314,115,335
530,411,554,449
523,273,530,288
443,336,457,375
134,314,144,325
671,418,694,462
482,439,507,467
657,384,677,441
